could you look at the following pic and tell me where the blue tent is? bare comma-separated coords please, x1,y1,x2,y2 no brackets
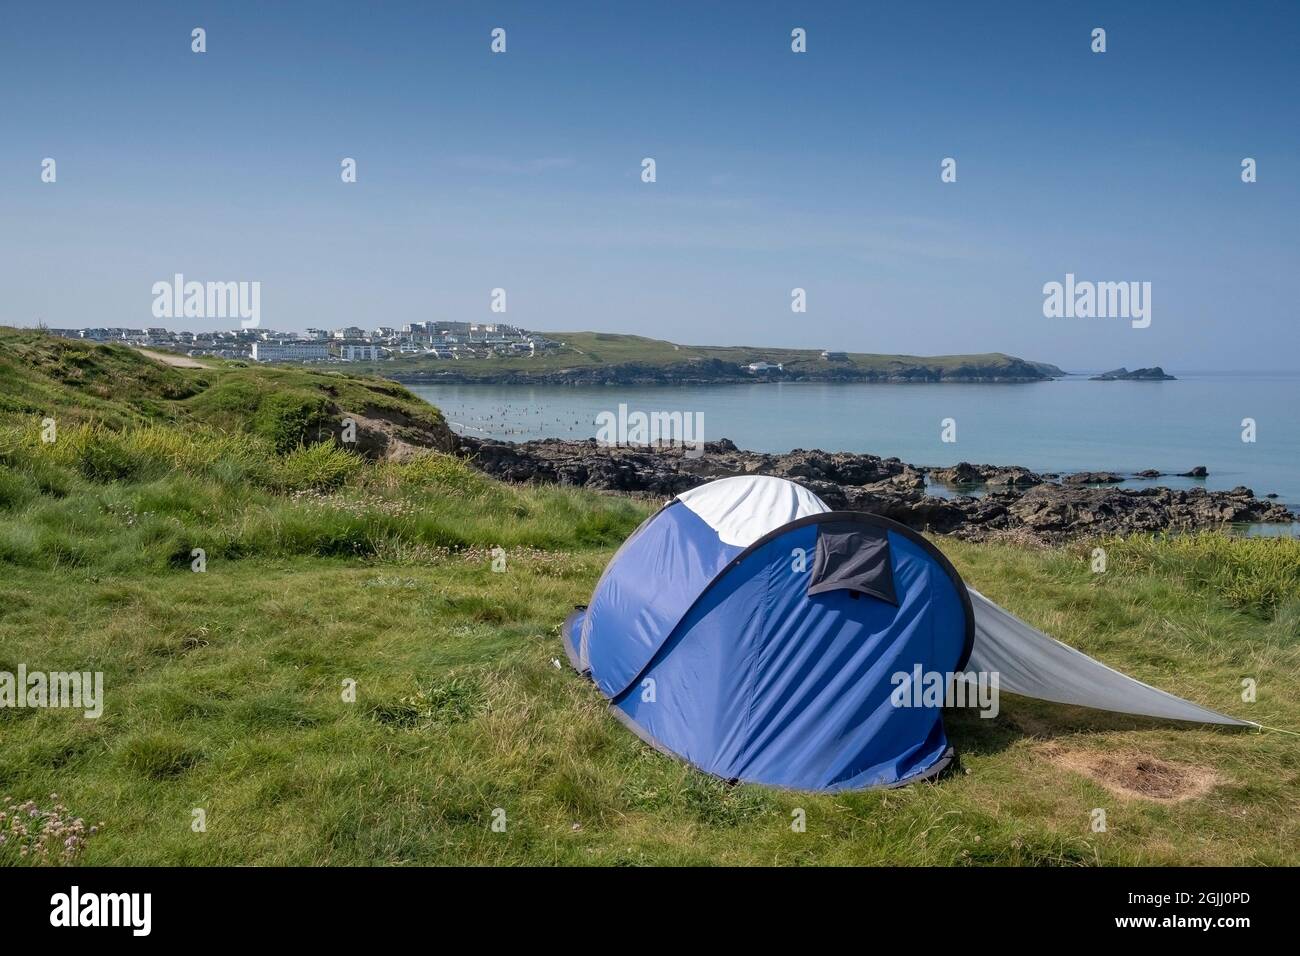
562,475,975,791
564,475,1252,793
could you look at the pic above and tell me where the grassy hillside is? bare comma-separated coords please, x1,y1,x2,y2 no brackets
0,328,452,453
367,331,1063,382
1,329,1297,866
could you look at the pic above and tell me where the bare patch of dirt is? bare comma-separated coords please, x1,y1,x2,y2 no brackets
1005,710,1069,738
135,348,208,368
342,412,448,460
1039,744,1219,802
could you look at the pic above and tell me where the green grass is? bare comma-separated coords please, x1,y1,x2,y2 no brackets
1,331,1297,865
1,417,1297,864
2,532,1297,864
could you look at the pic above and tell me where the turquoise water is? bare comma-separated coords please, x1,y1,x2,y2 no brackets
407,372,1300,509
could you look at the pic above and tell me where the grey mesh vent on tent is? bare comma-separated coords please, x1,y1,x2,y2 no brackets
806,521,898,605
964,588,1254,727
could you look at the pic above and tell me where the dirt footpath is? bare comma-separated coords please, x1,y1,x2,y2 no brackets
135,348,209,368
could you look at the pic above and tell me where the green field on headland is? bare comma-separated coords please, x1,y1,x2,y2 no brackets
374,331,1066,383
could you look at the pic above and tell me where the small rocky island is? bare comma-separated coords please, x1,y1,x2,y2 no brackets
456,436,1292,543
1090,366,1176,381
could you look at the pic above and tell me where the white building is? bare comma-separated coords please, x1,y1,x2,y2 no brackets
340,344,381,361
251,341,329,362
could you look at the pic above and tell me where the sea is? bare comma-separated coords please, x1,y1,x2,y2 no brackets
406,372,1300,531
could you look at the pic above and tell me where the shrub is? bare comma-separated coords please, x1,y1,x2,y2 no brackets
273,441,364,493
75,431,157,483
369,452,490,496
252,392,334,453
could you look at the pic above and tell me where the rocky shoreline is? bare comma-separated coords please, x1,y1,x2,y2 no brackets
455,436,1295,543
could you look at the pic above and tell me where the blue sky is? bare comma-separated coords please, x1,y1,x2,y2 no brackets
1,1,1297,369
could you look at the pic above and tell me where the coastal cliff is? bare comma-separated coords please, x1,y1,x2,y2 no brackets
385,333,1064,385
394,355,1060,386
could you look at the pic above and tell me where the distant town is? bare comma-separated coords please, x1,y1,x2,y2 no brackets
32,322,559,364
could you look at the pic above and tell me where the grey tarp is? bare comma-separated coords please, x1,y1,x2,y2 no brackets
964,588,1254,728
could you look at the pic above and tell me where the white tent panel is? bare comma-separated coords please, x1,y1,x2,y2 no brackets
677,475,830,547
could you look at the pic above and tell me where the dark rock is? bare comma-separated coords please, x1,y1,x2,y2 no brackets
987,468,1042,488
929,462,1043,488
1090,367,1177,381
1063,471,1126,485
455,436,1294,543
1135,469,1162,479
1001,484,1291,540
1180,466,1209,478
929,462,985,485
